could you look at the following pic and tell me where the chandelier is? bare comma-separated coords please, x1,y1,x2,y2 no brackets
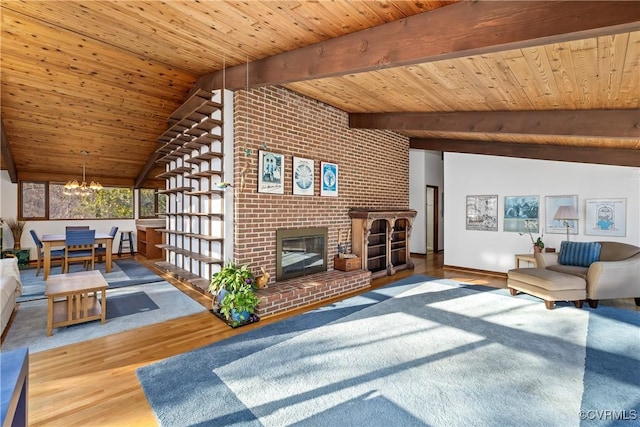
63,150,103,196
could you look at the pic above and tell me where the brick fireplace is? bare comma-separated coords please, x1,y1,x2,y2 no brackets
230,86,410,316
249,226,370,318
158,86,410,317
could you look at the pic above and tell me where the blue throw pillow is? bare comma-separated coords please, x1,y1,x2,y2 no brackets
558,241,602,267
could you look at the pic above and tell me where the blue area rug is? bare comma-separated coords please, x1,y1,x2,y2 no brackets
2,281,206,353
17,258,165,302
136,275,640,427
105,291,159,319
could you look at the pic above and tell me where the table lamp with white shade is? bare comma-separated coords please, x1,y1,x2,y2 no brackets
554,205,579,241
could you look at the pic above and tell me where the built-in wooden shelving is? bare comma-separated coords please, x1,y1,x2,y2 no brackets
153,88,229,292
164,212,223,218
156,166,193,179
185,170,222,180
187,234,224,241
184,189,224,196
156,245,222,264
158,229,189,235
158,186,192,194
184,151,223,164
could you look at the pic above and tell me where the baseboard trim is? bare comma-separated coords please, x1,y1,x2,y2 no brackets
443,264,507,278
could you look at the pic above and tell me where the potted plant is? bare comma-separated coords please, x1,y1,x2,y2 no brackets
218,285,261,326
5,218,26,250
520,220,544,253
209,261,261,327
533,236,545,253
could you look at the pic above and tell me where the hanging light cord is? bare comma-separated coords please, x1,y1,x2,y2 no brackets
64,151,102,195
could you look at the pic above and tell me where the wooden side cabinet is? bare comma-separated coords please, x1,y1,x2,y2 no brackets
349,209,417,278
136,226,164,259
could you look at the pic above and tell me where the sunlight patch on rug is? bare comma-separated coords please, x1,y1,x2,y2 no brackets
137,276,639,427
213,281,588,426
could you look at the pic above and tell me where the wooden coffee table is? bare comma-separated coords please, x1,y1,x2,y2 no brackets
44,270,109,336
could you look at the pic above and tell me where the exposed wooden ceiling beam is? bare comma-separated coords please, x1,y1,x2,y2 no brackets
195,1,640,91
135,151,160,189
350,110,640,139
0,118,17,183
409,139,640,167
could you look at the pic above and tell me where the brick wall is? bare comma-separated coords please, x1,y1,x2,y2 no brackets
233,86,410,283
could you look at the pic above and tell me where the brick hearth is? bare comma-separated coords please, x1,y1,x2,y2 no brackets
255,269,371,318
156,261,372,318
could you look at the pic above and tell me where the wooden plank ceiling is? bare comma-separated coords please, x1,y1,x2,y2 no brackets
1,1,639,188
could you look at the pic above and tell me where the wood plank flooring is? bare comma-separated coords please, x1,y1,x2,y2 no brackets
3,253,637,426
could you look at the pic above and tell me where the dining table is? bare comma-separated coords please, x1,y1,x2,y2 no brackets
41,233,114,280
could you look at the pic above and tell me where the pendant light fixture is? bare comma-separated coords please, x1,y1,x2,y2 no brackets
63,150,103,196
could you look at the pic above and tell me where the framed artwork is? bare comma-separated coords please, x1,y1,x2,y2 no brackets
466,195,498,231
585,198,626,237
545,195,578,235
258,150,284,194
504,195,539,233
320,162,338,197
292,157,315,196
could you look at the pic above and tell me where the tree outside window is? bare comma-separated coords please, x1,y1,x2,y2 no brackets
139,188,166,218
20,181,133,220
21,182,47,219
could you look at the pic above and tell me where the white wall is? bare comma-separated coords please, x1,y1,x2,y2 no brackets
409,149,444,254
1,170,137,260
443,153,640,273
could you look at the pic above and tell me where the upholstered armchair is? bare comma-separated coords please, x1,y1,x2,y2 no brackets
536,241,640,308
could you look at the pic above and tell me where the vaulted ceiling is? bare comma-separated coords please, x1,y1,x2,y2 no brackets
1,1,639,189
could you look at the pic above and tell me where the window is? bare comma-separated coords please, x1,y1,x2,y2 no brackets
139,188,166,218
20,181,134,220
21,182,47,219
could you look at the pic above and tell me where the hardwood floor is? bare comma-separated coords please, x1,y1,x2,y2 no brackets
5,253,637,426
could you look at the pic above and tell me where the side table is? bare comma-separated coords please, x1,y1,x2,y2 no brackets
1,249,31,270
45,270,109,336
514,253,536,268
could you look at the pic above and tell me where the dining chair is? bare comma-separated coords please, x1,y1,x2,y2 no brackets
65,226,90,231
95,226,118,263
63,229,96,273
29,230,65,276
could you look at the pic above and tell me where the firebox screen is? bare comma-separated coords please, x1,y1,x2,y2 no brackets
281,236,325,278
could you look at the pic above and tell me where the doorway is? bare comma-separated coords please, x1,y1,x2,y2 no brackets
426,185,439,253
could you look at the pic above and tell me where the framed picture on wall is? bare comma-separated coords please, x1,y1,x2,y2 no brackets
545,195,578,235
320,162,338,197
466,195,498,231
504,195,539,233
292,157,315,196
585,198,626,236
258,150,284,194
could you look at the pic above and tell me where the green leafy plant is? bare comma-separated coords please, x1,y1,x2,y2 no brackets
209,261,255,295
534,236,545,250
218,285,261,326
209,261,261,326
